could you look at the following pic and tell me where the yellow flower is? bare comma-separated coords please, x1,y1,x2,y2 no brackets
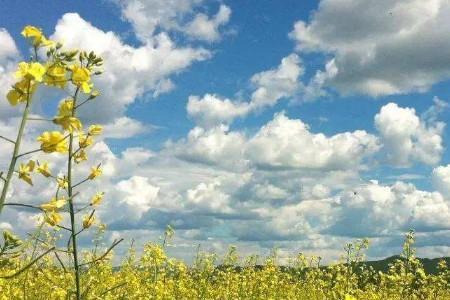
57,99,74,116
37,161,52,177
37,131,68,153
90,90,100,98
44,65,67,88
21,25,54,47
54,116,82,133
79,132,93,148
40,197,67,212
27,160,35,171
21,26,41,39
18,160,35,186
88,166,102,180
74,149,88,163
15,62,46,82
57,177,69,190
345,295,357,300
6,79,37,106
82,214,96,229
44,211,62,227
88,125,103,136
70,65,92,93
53,99,82,132
90,192,104,206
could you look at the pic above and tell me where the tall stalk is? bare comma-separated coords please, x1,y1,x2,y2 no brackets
68,87,81,300
0,82,32,214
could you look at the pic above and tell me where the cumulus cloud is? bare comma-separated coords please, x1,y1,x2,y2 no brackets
0,28,18,63
187,94,250,128
329,181,450,236
432,164,450,196
375,102,444,166
187,54,303,127
167,124,248,170
249,54,303,109
184,4,232,42
247,112,380,170
118,0,231,42
115,176,160,218
0,28,20,118
118,0,202,40
290,0,450,96
186,180,232,213
51,13,210,124
103,117,150,139
172,111,381,172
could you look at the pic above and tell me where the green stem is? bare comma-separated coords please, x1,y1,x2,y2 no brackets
0,81,33,215
67,87,81,300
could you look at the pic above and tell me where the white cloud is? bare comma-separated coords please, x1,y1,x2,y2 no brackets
118,0,202,41
121,147,154,165
167,124,248,170
118,0,231,42
375,102,444,166
186,180,232,213
51,13,210,124
187,94,250,128
422,96,449,124
0,28,20,118
247,112,380,170
432,164,450,196
184,4,232,42
249,54,303,109
103,117,150,139
187,54,303,127
173,111,381,172
330,181,450,235
116,176,160,218
0,28,18,63
290,0,450,96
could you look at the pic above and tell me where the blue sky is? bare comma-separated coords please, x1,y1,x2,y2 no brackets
2,0,450,262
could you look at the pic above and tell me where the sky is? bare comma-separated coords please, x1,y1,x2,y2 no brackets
1,0,450,263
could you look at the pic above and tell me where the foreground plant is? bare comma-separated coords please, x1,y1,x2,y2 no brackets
0,25,124,300
0,26,54,212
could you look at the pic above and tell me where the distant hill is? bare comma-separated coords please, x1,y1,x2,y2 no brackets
364,256,450,274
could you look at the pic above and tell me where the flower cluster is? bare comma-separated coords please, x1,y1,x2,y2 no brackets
0,25,107,300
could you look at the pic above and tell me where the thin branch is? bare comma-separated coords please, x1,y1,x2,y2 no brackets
72,178,89,189
15,148,42,159
0,247,55,279
3,202,44,212
75,203,92,214
79,238,124,267
56,224,72,232
74,97,92,109
27,117,54,122
54,251,68,273
0,135,15,144
4,192,79,213
70,147,82,160
74,228,86,237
